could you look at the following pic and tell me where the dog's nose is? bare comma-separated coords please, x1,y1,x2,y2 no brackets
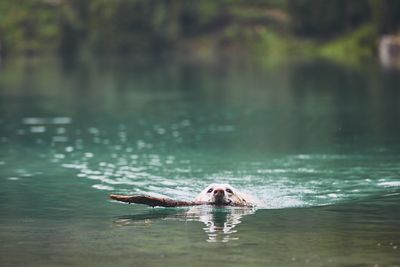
213,189,224,196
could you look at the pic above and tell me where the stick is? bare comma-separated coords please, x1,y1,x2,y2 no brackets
109,194,204,207
110,194,255,207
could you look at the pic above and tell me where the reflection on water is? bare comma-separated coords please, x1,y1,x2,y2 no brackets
187,206,255,242
114,206,255,243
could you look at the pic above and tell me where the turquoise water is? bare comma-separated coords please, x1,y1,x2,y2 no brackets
0,57,399,266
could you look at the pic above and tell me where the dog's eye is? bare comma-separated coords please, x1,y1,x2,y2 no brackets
226,188,233,194
207,188,213,193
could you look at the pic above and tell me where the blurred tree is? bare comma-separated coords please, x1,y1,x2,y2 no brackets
370,0,400,34
287,0,372,38
0,0,60,54
87,0,186,53
58,0,89,55
0,0,399,56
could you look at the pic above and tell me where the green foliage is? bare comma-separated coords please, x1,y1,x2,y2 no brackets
0,0,61,54
0,0,399,60
318,24,377,63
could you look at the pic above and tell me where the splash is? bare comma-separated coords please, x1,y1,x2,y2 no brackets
59,151,400,210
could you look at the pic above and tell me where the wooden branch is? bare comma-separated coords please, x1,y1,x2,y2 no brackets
109,194,255,207
109,194,204,207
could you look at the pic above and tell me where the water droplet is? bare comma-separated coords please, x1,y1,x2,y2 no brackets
30,126,46,133
52,117,71,124
23,117,46,125
156,128,166,134
89,127,100,135
181,120,190,127
53,136,68,142
56,127,66,134
137,140,146,149
92,184,114,191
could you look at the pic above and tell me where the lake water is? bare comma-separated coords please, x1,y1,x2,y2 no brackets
0,56,399,266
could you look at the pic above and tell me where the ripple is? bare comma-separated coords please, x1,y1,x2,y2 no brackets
30,126,46,133
53,136,68,142
52,117,72,124
92,184,114,191
23,117,47,125
57,150,400,210
379,181,400,187
22,117,72,125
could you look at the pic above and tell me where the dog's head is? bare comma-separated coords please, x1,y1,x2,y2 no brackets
194,183,252,206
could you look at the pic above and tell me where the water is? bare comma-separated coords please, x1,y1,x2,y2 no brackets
0,56,399,266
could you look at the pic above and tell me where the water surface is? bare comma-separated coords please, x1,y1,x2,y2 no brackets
0,57,399,266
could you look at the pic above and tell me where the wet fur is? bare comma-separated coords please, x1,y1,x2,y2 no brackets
194,183,254,206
